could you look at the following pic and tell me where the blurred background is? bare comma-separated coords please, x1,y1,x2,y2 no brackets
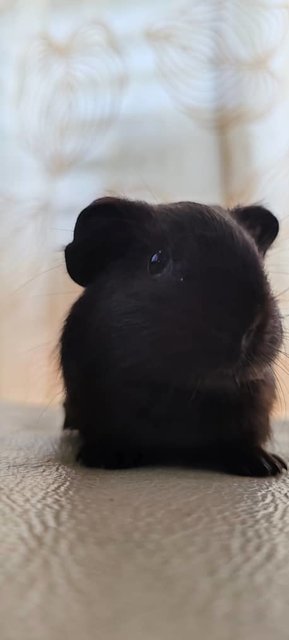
1,0,289,413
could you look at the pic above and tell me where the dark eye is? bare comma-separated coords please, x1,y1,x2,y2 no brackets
148,249,170,276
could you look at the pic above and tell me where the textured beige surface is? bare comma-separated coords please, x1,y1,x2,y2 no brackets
1,402,289,640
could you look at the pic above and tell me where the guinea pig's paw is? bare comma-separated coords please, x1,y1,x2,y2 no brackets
77,443,143,470
222,448,287,477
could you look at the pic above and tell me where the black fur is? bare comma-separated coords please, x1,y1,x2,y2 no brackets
60,197,286,476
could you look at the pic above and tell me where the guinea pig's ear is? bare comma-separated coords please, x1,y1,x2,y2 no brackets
232,204,279,256
65,197,145,286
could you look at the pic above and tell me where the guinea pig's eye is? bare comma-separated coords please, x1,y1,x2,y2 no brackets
148,249,170,276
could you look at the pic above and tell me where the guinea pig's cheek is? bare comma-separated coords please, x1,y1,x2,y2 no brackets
206,327,241,364
190,338,239,374
218,343,241,369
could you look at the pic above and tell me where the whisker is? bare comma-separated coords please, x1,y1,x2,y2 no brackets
276,285,289,298
275,354,289,366
270,364,287,418
33,392,63,428
31,291,77,297
274,360,289,379
22,341,53,353
275,346,289,357
269,272,289,276
13,263,63,294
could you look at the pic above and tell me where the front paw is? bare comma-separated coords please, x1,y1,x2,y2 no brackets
77,443,143,469
222,448,287,477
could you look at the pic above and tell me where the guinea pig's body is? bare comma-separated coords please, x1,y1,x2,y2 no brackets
60,198,287,476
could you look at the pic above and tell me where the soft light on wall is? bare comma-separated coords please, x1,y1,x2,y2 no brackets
1,0,289,415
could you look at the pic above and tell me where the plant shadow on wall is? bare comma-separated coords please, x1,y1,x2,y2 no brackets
17,23,127,174
147,2,289,127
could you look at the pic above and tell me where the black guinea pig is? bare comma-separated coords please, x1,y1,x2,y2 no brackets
60,196,287,476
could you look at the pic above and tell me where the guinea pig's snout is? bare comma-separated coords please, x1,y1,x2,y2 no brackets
241,314,262,356
211,313,262,369
241,326,255,354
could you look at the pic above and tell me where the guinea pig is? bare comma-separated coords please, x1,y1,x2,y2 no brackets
60,196,287,476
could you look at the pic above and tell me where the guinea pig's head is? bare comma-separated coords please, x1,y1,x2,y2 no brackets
65,197,282,387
